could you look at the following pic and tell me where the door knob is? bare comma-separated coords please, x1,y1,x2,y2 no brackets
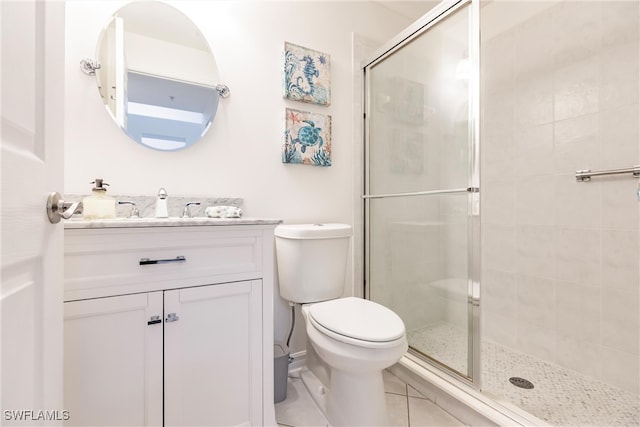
46,192,83,224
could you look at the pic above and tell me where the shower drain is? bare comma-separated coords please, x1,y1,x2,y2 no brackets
509,377,534,389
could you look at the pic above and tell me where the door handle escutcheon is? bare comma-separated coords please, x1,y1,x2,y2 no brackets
46,192,83,224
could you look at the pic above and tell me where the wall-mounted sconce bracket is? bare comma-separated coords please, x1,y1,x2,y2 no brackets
80,59,101,76
216,84,230,99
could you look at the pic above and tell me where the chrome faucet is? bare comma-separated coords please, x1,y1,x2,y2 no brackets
182,202,201,218
118,201,139,218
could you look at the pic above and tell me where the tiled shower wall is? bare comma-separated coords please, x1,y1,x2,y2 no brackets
480,1,639,394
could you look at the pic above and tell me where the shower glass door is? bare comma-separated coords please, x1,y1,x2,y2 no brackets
363,0,479,382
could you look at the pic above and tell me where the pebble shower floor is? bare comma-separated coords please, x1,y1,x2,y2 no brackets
408,323,639,426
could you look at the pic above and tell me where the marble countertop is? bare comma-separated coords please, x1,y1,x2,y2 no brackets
64,217,282,229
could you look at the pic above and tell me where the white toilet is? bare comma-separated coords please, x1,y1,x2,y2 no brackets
275,223,408,427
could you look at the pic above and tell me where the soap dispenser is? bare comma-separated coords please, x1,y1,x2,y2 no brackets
155,187,169,218
82,179,116,220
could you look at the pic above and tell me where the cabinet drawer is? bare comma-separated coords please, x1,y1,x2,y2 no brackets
64,226,263,301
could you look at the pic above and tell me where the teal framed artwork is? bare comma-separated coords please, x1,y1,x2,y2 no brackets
283,42,331,106
283,108,332,167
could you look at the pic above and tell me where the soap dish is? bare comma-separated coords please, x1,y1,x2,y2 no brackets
205,206,242,218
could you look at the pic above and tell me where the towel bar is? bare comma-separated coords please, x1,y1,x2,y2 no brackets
575,165,640,182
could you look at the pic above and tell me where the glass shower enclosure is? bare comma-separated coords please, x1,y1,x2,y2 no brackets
363,0,479,383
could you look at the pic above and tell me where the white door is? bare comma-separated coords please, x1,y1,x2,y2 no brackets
164,281,262,427
64,292,163,427
1,1,65,424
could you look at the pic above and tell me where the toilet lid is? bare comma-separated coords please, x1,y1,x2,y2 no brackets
308,297,405,342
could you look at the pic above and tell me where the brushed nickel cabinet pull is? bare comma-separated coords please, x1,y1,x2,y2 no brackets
139,256,186,266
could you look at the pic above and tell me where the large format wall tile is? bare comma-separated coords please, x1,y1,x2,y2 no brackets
481,0,640,396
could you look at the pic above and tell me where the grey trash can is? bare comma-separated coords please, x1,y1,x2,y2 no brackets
274,343,289,403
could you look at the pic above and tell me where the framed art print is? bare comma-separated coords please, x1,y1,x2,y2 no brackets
283,42,331,106
282,108,332,167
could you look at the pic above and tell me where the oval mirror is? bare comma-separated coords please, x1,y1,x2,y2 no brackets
94,1,223,151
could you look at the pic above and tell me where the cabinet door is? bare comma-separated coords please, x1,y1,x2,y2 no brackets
63,292,163,426
164,281,262,427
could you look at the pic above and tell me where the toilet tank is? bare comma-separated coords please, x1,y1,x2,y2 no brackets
275,224,352,303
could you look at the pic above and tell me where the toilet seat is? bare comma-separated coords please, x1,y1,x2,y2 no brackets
306,297,405,349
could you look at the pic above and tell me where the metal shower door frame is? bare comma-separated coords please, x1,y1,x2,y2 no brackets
362,0,481,387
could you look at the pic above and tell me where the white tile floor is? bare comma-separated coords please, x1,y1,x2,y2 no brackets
275,369,466,427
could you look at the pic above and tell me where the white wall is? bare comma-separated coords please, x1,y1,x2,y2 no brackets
64,0,411,353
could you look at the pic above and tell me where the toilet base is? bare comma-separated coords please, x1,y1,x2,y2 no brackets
300,366,389,427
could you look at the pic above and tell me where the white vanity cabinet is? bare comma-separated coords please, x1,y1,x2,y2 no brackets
164,281,262,427
64,291,164,427
63,221,279,427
